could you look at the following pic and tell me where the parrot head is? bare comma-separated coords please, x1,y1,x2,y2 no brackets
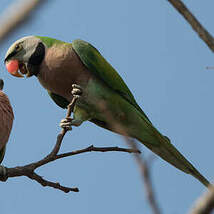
4,36,45,78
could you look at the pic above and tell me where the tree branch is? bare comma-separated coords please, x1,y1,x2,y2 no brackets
0,96,140,193
167,0,214,52
0,0,47,43
189,185,214,214
27,172,79,193
56,145,140,159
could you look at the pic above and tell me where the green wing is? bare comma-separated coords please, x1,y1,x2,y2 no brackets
72,39,151,123
47,91,69,109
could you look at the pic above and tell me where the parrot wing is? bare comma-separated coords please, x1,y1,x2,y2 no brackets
72,39,151,123
47,90,69,109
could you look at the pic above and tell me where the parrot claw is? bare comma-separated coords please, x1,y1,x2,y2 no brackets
60,117,82,130
60,118,73,130
60,84,84,130
71,84,82,98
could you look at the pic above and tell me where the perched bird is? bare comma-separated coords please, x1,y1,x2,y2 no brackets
0,79,14,163
4,36,210,187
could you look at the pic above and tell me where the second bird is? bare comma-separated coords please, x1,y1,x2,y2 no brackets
0,79,14,164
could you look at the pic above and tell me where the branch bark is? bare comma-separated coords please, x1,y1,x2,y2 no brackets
167,0,214,52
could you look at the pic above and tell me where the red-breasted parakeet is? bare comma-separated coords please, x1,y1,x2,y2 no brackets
4,36,210,187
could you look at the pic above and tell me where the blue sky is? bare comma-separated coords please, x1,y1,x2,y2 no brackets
0,0,214,213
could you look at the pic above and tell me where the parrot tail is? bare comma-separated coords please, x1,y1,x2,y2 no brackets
137,135,210,187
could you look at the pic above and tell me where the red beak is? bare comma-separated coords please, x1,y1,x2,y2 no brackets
5,60,23,78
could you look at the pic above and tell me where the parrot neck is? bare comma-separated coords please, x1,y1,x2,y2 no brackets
27,63,40,76
28,42,46,76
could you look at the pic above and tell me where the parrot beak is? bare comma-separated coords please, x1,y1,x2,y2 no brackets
5,60,24,78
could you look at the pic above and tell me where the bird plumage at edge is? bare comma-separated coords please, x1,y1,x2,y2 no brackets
0,80,14,163
4,35,210,187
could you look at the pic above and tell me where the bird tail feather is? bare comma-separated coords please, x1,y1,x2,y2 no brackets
138,134,210,187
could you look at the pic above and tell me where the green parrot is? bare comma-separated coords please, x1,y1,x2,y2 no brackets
4,36,210,187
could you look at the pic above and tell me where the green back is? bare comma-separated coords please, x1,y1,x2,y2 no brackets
72,39,151,123
36,36,66,48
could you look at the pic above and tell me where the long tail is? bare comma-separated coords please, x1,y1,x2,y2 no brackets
137,134,210,187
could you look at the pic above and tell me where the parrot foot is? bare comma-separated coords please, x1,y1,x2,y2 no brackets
71,84,82,99
60,84,85,130
60,117,82,130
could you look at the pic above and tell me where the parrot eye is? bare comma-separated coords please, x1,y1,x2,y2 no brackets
15,44,22,52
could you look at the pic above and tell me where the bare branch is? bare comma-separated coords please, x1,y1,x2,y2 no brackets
0,144,139,192
167,0,214,52
0,96,139,193
27,172,79,193
0,0,47,42
56,145,140,159
189,185,214,214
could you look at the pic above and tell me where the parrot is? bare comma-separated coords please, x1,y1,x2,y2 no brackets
4,36,210,187
0,79,14,163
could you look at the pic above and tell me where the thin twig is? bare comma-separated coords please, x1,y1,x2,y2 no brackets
125,138,161,214
27,172,79,193
0,0,47,43
0,96,140,193
56,145,140,159
167,0,214,52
